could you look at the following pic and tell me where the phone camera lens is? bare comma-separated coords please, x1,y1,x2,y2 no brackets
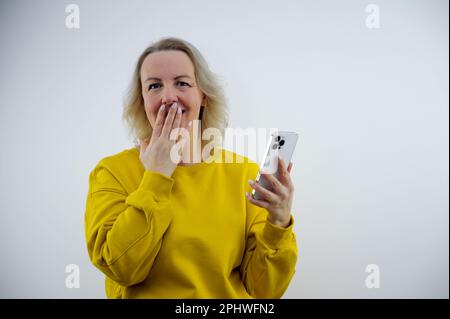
275,136,281,142
279,139,285,146
272,143,278,150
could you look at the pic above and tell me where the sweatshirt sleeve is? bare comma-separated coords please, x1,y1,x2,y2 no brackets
84,162,175,287
240,206,298,298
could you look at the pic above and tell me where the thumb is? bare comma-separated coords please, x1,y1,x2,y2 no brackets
138,138,148,154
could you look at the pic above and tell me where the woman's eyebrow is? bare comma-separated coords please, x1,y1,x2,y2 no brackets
144,75,193,82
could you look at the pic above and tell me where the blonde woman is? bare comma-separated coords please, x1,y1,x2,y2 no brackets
84,37,298,298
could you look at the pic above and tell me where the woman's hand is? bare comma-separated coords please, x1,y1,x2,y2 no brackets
139,102,186,177
246,156,294,228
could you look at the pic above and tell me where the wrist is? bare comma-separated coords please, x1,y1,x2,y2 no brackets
267,215,291,228
144,162,171,176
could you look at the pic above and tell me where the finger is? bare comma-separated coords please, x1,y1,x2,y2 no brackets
152,104,167,138
245,192,269,209
248,179,278,203
287,162,293,173
260,172,285,196
161,103,178,138
285,162,294,192
276,156,291,187
170,107,183,143
281,159,294,191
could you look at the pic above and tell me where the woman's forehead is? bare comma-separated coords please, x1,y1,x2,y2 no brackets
141,51,195,78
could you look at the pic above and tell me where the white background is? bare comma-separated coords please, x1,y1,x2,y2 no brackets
0,0,448,298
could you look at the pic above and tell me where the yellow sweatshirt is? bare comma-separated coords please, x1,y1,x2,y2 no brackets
84,147,298,298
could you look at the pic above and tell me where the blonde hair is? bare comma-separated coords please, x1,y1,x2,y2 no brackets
122,37,229,147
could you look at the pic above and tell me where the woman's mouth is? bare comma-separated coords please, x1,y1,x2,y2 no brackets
171,103,187,114
161,103,187,114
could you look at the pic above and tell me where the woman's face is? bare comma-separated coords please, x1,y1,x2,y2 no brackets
140,50,206,132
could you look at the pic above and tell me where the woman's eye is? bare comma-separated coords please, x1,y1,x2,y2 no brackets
148,82,190,91
148,83,160,91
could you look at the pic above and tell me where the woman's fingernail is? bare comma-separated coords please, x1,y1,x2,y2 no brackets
188,121,192,127
160,104,165,111
248,179,254,185
177,108,182,115
171,102,177,109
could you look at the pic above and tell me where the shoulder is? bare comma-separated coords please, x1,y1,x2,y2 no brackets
89,146,142,192
96,146,140,169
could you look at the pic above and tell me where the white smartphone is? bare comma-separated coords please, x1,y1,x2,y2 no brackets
251,131,299,200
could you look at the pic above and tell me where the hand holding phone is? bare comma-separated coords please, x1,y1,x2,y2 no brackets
251,131,299,200
246,131,298,227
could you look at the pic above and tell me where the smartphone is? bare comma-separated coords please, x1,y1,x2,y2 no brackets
251,131,299,200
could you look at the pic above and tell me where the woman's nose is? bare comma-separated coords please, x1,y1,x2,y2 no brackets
161,87,178,106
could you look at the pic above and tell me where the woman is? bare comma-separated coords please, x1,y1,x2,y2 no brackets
84,37,298,298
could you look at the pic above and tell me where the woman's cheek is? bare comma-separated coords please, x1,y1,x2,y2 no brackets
142,93,156,124
142,92,151,109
